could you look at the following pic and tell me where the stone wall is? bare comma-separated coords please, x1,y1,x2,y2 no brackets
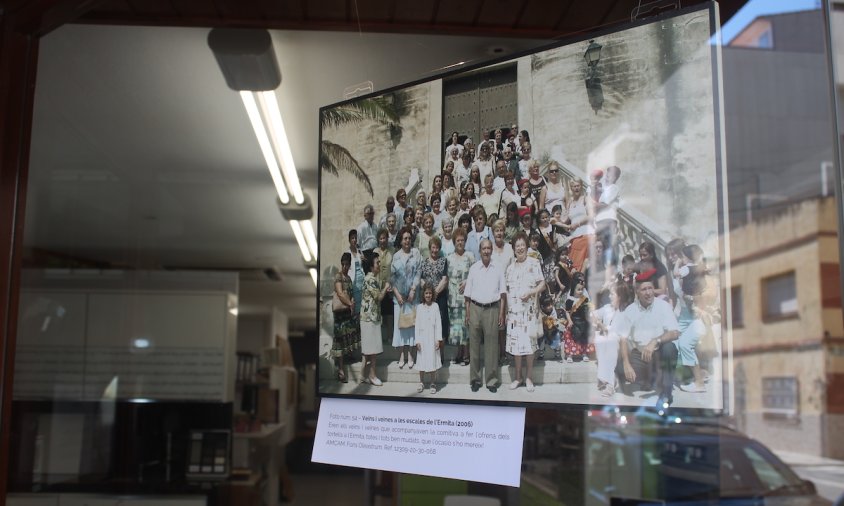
527,9,719,246
319,82,441,296
744,412,824,457
729,198,837,350
320,10,720,281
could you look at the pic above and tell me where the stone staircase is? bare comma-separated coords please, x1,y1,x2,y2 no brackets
319,343,597,386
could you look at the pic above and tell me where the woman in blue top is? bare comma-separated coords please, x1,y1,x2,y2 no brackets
391,226,422,369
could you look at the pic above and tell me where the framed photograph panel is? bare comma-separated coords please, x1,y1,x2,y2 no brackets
318,3,727,410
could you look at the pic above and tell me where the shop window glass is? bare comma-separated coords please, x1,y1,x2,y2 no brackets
762,272,797,320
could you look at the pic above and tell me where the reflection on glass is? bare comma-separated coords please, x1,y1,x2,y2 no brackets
6,0,844,505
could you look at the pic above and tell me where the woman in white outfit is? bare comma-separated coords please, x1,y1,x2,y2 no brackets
505,232,546,392
593,280,634,397
544,161,566,215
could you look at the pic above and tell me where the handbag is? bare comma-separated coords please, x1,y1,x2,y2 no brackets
397,303,416,329
332,292,348,313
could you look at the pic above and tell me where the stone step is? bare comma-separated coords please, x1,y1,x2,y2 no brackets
321,345,598,386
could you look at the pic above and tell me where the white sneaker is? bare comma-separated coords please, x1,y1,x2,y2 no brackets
509,380,521,390
370,377,383,386
601,385,615,397
679,382,706,393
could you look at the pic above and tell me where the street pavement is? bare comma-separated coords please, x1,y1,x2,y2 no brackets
774,450,844,503
319,361,721,408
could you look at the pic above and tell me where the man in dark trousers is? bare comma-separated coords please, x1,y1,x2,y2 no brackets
464,238,507,393
615,275,680,408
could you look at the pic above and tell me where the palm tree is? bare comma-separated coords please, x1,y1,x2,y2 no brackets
320,95,402,197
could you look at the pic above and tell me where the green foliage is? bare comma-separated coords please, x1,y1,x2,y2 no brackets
320,96,400,130
320,95,403,197
319,140,373,197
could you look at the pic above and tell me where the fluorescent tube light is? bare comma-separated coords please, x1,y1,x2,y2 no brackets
259,91,305,204
241,89,317,267
309,268,318,286
290,220,312,262
301,219,319,260
240,91,290,204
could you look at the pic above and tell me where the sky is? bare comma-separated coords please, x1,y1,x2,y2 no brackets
721,0,821,43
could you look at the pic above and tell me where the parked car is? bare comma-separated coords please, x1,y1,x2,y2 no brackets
584,420,829,505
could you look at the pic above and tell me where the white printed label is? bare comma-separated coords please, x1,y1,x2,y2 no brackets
312,397,525,487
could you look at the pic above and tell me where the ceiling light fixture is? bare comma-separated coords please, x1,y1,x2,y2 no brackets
209,28,318,266
309,268,318,286
239,89,306,205
259,91,305,204
289,220,312,262
278,199,317,262
301,220,318,260
240,91,291,204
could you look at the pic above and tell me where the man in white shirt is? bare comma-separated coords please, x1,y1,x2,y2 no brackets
595,165,621,265
614,276,680,407
356,204,379,253
464,238,507,392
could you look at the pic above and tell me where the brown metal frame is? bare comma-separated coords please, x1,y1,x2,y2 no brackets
0,2,103,503
0,1,750,503
0,10,37,506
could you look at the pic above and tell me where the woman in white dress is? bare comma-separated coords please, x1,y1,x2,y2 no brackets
593,280,633,397
474,141,495,182
505,232,546,392
415,285,443,394
544,161,566,214
359,252,391,386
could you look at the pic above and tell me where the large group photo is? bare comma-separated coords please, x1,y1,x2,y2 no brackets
318,6,726,409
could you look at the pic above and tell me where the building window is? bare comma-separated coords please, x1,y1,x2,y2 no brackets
762,272,797,321
762,377,799,420
756,28,773,49
730,285,744,328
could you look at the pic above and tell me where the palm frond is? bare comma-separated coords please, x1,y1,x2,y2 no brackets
320,97,400,130
320,140,373,197
320,152,339,177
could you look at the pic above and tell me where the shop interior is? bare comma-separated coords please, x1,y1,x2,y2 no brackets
2,0,844,505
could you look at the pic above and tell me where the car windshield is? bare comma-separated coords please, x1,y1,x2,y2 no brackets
654,438,805,500
586,429,811,503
